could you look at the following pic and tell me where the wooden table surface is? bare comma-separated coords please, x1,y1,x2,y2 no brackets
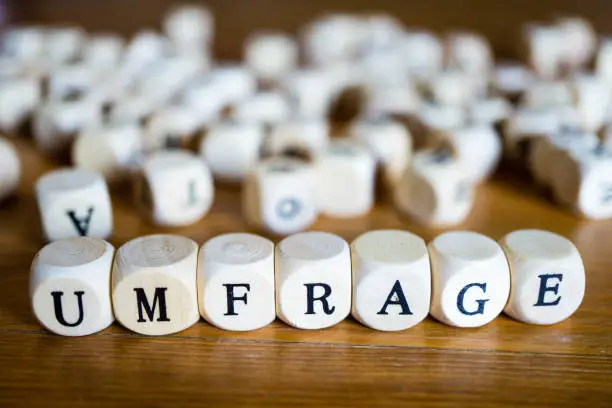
4,1,612,405
1,136,612,407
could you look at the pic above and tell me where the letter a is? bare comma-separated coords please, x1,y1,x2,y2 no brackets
66,207,94,236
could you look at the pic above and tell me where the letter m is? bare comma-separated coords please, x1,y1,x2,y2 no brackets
133,287,171,323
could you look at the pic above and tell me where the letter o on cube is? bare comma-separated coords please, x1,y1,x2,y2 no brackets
500,229,585,325
428,231,510,327
30,237,115,336
198,233,276,331
276,232,351,329
351,230,431,331
112,234,200,335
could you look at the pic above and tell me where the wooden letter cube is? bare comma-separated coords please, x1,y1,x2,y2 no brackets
524,24,563,79
232,92,291,125
439,125,502,183
349,117,412,187
244,32,298,81
30,237,114,336
428,231,510,327
163,4,213,48
266,118,329,160
282,69,334,118
72,121,143,182
135,150,214,227
0,137,20,202
84,34,124,72
351,230,430,331
200,121,266,181
197,233,275,331
315,141,376,218
394,149,475,227
529,129,598,187
35,168,113,241
112,234,200,335
276,232,351,329
243,158,318,235
143,104,202,152
446,31,492,75
33,95,102,156
550,145,612,219
0,77,41,133
500,229,585,325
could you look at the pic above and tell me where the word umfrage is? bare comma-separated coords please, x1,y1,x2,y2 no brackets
29,229,586,336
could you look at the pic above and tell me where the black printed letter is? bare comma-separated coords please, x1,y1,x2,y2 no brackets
66,207,94,236
534,274,563,307
223,283,251,316
134,287,171,322
377,280,413,315
51,291,85,327
304,283,335,315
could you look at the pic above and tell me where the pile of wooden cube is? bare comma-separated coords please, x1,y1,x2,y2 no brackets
1,5,611,240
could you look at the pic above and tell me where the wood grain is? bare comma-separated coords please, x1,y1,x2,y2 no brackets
3,1,612,405
2,133,612,406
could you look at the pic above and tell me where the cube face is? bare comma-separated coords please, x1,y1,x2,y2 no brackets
246,159,317,235
434,267,509,327
112,235,200,336
429,231,510,328
198,233,275,331
276,232,351,329
349,119,412,187
395,151,474,227
445,126,502,184
577,160,612,219
163,5,213,46
501,229,585,325
315,142,376,218
201,122,265,181
0,78,40,132
244,33,298,81
447,32,491,75
30,237,114,336
34,99,102,155
113,272,198,335
73,122,143,181
493,63,534,95
36,169,113,241
201,272,275,331
277,267,351,329
267,119,329,160
139,151,214,227
353,270,430,331
282,69,333,118
351,230,430,331
232,92,290,125
506,265,585,325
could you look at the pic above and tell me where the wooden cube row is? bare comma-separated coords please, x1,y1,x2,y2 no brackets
30,229,585,336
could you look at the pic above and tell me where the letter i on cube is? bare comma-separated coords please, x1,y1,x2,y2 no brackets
135,150,214,227
500,230,585,325
276,232,351,329
428,231,510,328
